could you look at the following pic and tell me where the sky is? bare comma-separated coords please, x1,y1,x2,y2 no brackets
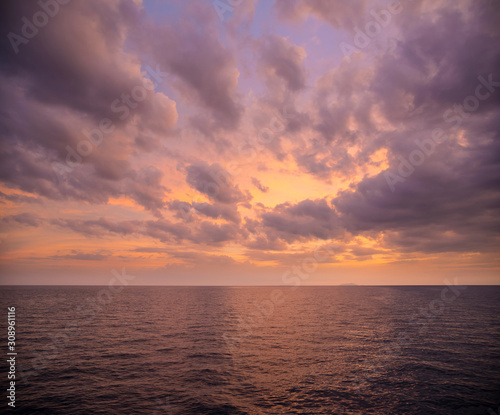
0,0,499,285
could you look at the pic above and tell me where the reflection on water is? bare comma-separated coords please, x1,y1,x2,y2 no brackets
0,285,499,414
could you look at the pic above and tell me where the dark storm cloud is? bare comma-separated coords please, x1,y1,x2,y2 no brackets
51,217,142,237
144,219,193,243
260,199,344,242
333,135,500,253
141,1,243,130
248,33,310,161
372,3,500,125
167,200,195,222
195,221,242,244
1,0,499,262
0,1,149,122
169,200,241,224
127,167,168,218
0,142,169,216
0,191,42,204
264,0,500,256
0,143,120,203
244,234,288,251
293,138,357,180
51,214,243,246
192,202,241,224
185,162,251,205
321,0,500,254
0,1,177,215
144,218,243,245
312,59,376,147
256,34,307,91
284,0,500,183
1,212,43,227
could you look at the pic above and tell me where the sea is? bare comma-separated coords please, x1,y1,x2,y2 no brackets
0,285,499,414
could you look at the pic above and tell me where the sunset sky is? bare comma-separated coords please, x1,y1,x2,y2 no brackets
0,0,499,285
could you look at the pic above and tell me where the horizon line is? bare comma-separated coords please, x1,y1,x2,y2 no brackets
1,284,499,287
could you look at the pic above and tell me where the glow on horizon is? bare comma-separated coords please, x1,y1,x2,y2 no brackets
0,0,499,286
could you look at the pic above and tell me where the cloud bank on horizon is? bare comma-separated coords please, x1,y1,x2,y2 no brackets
0,0,499,285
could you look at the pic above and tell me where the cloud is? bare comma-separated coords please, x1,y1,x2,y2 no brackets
274,0,374,31
0,1,176,125
141,1,243,130
185,162,251,205
0,0,177,215
251,177,269,193
195,221,241,244
318,0,500,256
168,199,241,224
127,166,168,218
260,199,344,242
1,213,43,227
130,247,170,254
143,218,243,245
163,250,240,267
192,202,241,223
0,191,42,204
1,0,499,281
244,234,288,251
49,251,109,261
256,34,307,91
332,133,500,254
51,217,142,237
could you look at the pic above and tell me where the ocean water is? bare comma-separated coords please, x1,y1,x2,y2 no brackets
0,285,499,414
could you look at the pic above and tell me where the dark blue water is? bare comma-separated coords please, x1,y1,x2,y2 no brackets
1,286,499,414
